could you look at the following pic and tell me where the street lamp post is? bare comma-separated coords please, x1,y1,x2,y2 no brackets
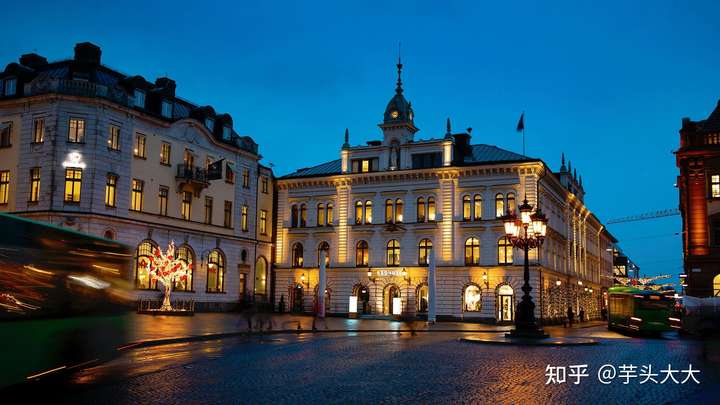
502,197,549,339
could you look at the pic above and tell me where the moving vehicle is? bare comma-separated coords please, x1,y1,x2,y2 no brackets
607,286,676,334
679,296,720,336
0,213,133,389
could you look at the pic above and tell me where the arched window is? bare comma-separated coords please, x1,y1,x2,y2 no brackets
417,197,426,223
291,205,298,228
292,243,304,268
464,237,480,265
207,249,225,293
507,193,516,214
395,199,403,223
254,256,268,296
318,241,330,267
317,203,326,226
356,240,369,267
463,284,482,312
103,229,115,240
355,201,363,224
364,200,373,224
174,244,194,292
299,204,307,227
714,274,720,297
417,284,429,313
463,195,471,221
498,284,514,321
495,193,505,218
498,237,513,264
326,203,334,226
386,239,400,266
427,197,436,221
473,195,482,220
385,199,393,223
134,240,158,290
418,238,432,266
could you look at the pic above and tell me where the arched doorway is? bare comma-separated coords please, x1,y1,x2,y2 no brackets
291,284,304,312
416,284,429,313
497,284,514,322
352,284,371,314
383,284,401,315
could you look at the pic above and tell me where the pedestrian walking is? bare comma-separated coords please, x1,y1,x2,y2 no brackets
579,308,585,323
601,307,607,321
567,306,574,327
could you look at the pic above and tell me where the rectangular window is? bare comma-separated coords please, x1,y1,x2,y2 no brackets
351,158,378,173
411,152,443,169
160,142,171,165
33,119,45,143
64,168,82,202
1,121,12,147
204,196,213,224
241,205,249,231
0,171,9,204
205,118,214,132
226,163,235,184
134,133,146,158
242,168,249,188
134,89,145,108
158,186,168,216
222,126,231,141
712,174,720,199
105,173,117,207
161,100,173,118
130,179,144,211
259,209,267,235
4,78,16,95
29,167,40,203
68,118,85,143
108,125,120,150
181,191,192,220
224,201,232,228
261,176,268,193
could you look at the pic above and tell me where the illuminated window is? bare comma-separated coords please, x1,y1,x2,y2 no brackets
299,204,307,227
181,191,192,220
417,285,429,312
352,158,378,173
105,124,119,150
428,197,436,221
473,195,482,220
327,203,334,226
134,133,146,158
68,118,85,143
712,175,720,198
0,171,9,204
174,245,194,292
242,168,249,188
463,195,471,221
64,168,82,202
355,201,363,224
417,197,426,223
161,99,173,118
507,193,516,214
158,186,168,216
498,237,513,264
317,203,326,226
134,89,145,108
386,239,400,266
160,142,171,165
255,257,268,295
364,200,372,224
465,237,480,265
385,199,393,223
362,159,369,172
291,205,299,227
241,205,249,231
356,240,369,267
0,121,11,147
204,196,213,224
130,179,144,211
134,240,157,290
183,149,194,167
395,199,403,223
224,201,232,228
207,249,225,293
29,167,40,203
495,193,505,218
318,241,330,267
463,285,482,312
33,119,45,143
105,173,117,207
714,274,720,297
418,238,432,266
292,243,304,268
259,209,268,235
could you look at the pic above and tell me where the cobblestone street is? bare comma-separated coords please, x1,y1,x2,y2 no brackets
17,322,720,405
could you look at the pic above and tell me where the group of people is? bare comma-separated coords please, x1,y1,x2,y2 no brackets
565,306,586,327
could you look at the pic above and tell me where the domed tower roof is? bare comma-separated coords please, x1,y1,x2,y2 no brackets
380,57,417,131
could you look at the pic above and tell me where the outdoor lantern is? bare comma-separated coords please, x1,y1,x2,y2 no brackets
531,208,548,238
584,287,589,292
503,214,518,238
589,288,593,293
556,280,562,286
578,280,583,286
519,198,533,225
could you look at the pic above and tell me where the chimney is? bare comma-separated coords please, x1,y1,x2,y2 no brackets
74,42,101,65
19,53,48,69
155,77,176,96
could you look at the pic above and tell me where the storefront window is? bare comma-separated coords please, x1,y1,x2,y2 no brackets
463,285,482,312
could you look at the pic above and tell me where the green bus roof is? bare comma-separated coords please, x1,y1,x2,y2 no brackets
608,286,665,296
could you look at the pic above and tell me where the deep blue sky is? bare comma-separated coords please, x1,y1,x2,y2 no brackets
3,0,720,280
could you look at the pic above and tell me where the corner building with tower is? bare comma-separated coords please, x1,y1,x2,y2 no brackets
273,61,616,322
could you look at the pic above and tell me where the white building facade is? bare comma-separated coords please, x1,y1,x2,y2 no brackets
273,62,615,322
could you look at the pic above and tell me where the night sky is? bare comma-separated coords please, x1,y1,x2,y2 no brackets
3,0,720,280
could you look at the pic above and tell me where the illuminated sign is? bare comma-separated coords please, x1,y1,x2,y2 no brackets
377,269,403,277
348,296,358,313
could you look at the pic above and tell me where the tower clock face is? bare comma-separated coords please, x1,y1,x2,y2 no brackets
390,110,399,119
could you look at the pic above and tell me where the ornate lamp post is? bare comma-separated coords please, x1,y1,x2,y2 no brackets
502,197,549,338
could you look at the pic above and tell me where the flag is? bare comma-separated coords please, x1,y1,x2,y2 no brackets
516,112,525,132
207,158,224,180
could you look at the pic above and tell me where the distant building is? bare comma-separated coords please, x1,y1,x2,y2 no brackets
676,100,720,297
0,43,274,310
612,248,639,285
273,60,616,322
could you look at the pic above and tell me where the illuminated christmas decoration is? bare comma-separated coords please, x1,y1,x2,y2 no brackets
140,240,192,311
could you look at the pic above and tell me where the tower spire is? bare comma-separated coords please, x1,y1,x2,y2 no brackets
395,42,403,95
560,153,567,172
342,128,350,149
446,117,452,138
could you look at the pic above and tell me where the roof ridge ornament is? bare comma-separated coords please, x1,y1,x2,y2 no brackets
342,128,350,149
445,117,452,138
396,41,403,95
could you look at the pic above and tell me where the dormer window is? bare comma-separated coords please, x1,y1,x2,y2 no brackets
205,118,215,132
4,78,16,96
133,89,145,108
161,100,173,118
222,126,231,141
351,158,378,173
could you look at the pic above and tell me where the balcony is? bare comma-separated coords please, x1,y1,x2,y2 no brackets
176,164,209,194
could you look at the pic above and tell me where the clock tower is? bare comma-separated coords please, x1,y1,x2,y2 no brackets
380,57,418,148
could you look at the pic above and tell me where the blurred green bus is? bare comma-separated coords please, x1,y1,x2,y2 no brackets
607,286,677,334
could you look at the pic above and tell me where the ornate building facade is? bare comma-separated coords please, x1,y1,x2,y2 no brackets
0,43,274,310
273,61,615,322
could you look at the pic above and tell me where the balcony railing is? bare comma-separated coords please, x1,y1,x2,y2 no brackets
26,79,130,106
176,164,208,184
